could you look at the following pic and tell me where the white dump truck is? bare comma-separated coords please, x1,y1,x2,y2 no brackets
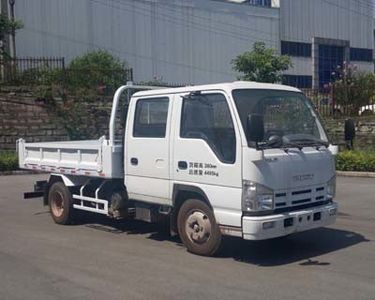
18,81,338,256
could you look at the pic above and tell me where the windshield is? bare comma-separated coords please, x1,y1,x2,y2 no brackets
232,89,328,149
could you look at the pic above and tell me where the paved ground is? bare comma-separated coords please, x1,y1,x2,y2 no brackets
0,175,374,300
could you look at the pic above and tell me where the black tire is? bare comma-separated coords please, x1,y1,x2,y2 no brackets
109,189,129,219
48,181,74,225
177,199,222,256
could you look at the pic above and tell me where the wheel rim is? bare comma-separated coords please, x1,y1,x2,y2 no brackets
51,191,64,218
185,210,212,244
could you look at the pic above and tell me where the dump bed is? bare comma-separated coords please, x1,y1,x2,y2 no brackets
16,84,167,179
17,137,123,178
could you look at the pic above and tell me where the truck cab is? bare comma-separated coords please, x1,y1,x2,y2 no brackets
19,81,338,256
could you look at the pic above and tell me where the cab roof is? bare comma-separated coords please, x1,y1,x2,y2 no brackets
132,81,301,98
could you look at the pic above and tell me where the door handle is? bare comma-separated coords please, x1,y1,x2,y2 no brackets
130,157,138,166
178,161,188,170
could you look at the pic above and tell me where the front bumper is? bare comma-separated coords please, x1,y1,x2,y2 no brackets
242,202,338,240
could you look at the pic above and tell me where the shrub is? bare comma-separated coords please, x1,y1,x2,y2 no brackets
66,50,129,93
0,151,18,171
336,150,375,172
31,50,130,140
8,67,63,86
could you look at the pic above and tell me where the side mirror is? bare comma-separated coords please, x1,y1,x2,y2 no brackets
247,114,264,143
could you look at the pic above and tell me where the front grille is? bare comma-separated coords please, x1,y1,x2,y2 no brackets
292,198,311,205
275,192,287,198
292,189,311,195
274,184,326,210
273,200,331,214
242,181,331,217
243,200,332,216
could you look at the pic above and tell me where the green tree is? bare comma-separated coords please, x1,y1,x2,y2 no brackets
232,42,292,83
0,13,23,57
66,50,129,92
39,50,130,140
332,63,375,115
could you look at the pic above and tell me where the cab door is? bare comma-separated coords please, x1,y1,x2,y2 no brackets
125,96,172,205
172,91,242,225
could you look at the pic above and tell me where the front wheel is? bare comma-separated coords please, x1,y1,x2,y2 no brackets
48,181,74,225
177,199,222,256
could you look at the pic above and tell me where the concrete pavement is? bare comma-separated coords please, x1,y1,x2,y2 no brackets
0,175,374,300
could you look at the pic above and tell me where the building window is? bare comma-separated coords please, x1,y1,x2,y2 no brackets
248,0,271,6
281,41,312,57
282,75,312,89
318,44,344,88
350,48,373,62
133,98,169,138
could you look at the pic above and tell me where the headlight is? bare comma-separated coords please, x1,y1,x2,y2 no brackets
327,176,336,200
242,180,274,212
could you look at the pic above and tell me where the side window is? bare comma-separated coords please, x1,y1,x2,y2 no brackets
180,93,236,164
133,98,169,138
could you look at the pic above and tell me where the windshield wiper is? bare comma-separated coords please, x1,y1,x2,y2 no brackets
297,140,329,147
288,139,328,148
283,134,328,148
256,135,283,149
256,135,328,150
256,136,303,150
282,141,304,150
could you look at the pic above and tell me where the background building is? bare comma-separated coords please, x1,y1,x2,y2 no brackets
280,0,374,88
1,0,374,88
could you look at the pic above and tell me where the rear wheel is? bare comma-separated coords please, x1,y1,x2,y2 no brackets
177,199,222,256
109,189,129,219
48,181,74,225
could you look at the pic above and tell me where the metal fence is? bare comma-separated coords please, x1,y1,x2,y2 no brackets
0,57,65,83
0,57,134,91
303,88,375,118
303,89,334,117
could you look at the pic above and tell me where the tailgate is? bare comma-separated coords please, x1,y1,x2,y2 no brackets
17,138,103,174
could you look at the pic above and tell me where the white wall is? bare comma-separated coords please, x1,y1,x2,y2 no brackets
280,0,374,49
283,56,312,76
14,0,280,84
353,61,374,73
